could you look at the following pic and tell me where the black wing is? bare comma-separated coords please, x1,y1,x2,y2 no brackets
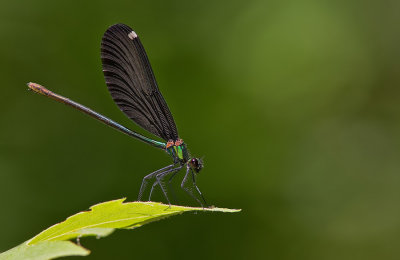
101,23,179,141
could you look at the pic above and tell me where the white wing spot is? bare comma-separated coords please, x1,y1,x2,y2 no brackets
128,31,137,40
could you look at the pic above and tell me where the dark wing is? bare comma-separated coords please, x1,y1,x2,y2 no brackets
101,23,179,141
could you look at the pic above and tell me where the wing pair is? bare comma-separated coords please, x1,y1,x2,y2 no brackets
101,23,178,142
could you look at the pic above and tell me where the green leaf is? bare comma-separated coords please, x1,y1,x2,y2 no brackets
1,199,240,260
28,198,240,244
0,241,89,260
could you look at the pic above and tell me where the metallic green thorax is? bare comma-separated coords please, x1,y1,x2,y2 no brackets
167,142,190,164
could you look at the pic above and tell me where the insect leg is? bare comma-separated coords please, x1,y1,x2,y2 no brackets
166,170,181,202
149,165,183,204
181,167,207,207
191,170,208,207
137,164,174,201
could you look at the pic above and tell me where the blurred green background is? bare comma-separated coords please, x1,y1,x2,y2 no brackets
1,0,399,259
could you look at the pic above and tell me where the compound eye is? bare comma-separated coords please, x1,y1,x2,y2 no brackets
191,158,199,167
